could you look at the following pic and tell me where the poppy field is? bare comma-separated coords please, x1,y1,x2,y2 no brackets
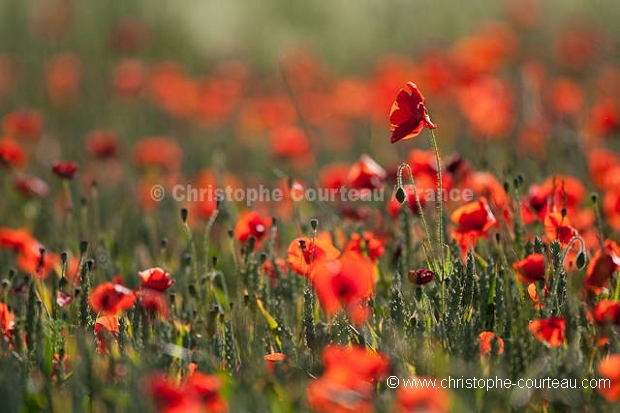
2,0,620,412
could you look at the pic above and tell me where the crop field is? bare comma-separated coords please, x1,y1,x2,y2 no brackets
1,0,620,412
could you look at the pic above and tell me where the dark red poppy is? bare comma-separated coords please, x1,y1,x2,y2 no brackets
513,253,546,285
89,281,136,315
529,317,565,347
45,53,82,108
138,267,174,292
0,138,26,168
85,129,119,159
585,240,620,291
389,82,436,143
408,269,436,285
110,17,152,53
52,161,78,180
479,331,504,355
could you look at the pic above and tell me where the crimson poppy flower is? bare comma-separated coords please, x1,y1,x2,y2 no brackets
389,81,436,143
308,345,389,413
479,331,505,355
52,161,79,180
0,302,14,338
597,355,620,402
14,175,50,199
310,250,375,324
450,197,497,251
95,315,119,354
513,253,546,285
138,267,174,292
394,377,451,413
588,148,619,190
234,211,270,248
286,232,340,277
408,269,436,285
457,77,514,138
347,154,386,190
89,281,136,315
2,109,44,140
585,240,620,292
0,138,26,168
529,317,565,347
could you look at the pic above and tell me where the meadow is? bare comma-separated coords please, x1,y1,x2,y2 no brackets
1,0,620,412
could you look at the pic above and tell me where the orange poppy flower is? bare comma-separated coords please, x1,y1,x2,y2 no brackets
0,302,14,338
0,138,26,168
0,228,57,278
234,211,270,248
460,171,508,209
513,253,545,285
310,250,374,324
286,232,340,276
89,282,136,315
2,109,44,140
262,258,287,281
587,98,619,139
319,163,350,191
597,355,620,402
529,317,565,347
450,197,497,251
95,315,119,354
389,81,436,143
457,76,514,138
479,331,505,355
394,377,451,413
138,267,174,292
190,169,242,221
527,282,549,310
585,240,620,292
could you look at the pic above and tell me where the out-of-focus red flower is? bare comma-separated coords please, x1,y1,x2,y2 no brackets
330,78,372,118
286,232,340,276
85,129,119,159
52,161,79,180
527,282,549,310
0,138,26,168
112,59,146,99
588,98,620,139
529,317,565,347
95,315,119,355
344,232,385,262
148,62,198,119
145,371,228,413
45,53,82,108
28,0,72,41
547,78,584,117
347,154,386,190
270,125,311,158
544,212,578,246
594,300,620,325
264,353,287,374
89,281,136,315
450,197,497,252
110,17,151,53
479,331,504,355
139,267,174,292
554,24,598,72
389,81,436,143
0,228,57,278
0,302,14,338
407,269,436,285
319,163,350,191
394,376,451,413
457,76,514,138
604,189,620,230
138,288,170,321
589,148,619,190
262,258,287,281
133,136,183,173
308,345,389,413
503,0,541,29
460,171,508,210
522,175,585,224
234,211,270,248
14,175,50,199
585,240,620,292
189,169,241,221
597,355,620,402
388,183,427,217
2,109,43,140
310,250,374,324
513,253,545,285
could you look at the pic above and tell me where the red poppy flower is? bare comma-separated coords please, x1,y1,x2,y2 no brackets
234,211,270,248
85,129,119,159
0,228,57,278
270,125,310,158
527,283,549,310
0,138,26,168
408,269,436,285
479,331,505,355
262,258,287,281
547,78,584,116
457,77,514,138
133,136,183,174
513,253,546,285
389,81,436,143
95,315,119,354
310,250,375,324
347,154,386,190
529,317,565,347
52,161,79,180
594,300,620,325
14,175,50,199
597,355,620,402
138,288,170,321
190,169,242,221
0,302,14,338
112,59,146,99
394,377,451,413
145,371,228,413
450,197,497,251
543,212,578,246
460,171,508,209
45,53,82,108
264,352,287,373
89,282,136,315
2,109,44,140
343,232,385,262
585,240,620,291
138,267,174,292
286,232,341,277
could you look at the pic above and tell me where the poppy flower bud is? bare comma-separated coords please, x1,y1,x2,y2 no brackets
407,269,435,285
52,161,78,179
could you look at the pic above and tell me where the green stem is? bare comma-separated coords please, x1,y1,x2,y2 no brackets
429,129,444,272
